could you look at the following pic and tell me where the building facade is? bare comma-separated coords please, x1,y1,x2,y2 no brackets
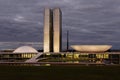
44,8,53,52
53,8,62,52
43,8,62,53
39,52,120,64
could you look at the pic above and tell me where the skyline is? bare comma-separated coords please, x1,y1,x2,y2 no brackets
0,0,120,49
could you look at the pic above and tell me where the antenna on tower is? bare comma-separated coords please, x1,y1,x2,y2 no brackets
67,30,69,51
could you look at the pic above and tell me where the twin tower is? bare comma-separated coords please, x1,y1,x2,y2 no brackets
43,8,62,53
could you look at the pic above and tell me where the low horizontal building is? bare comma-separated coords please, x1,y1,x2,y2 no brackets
0,46,38,62
0,45,120,64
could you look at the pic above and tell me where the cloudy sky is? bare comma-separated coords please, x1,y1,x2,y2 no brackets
0,0,120,50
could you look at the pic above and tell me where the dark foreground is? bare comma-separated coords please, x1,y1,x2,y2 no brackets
0,65,120,80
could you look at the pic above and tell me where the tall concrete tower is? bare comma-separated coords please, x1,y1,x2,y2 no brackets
43,8,53,52
53,8,62,52
43,8,62,53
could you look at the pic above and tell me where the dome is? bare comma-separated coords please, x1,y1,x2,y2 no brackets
71,45,112,52
13,46,38,53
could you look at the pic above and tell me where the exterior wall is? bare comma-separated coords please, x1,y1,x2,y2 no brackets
40,52,120,64
0,52,120,64
53,8,62,52
0,52,37,62
44,8,53,52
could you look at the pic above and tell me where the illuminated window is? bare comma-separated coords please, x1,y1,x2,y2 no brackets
96,54,109,58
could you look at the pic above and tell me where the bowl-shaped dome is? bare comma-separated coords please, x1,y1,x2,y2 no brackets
13,46,38,53
71,45,112,52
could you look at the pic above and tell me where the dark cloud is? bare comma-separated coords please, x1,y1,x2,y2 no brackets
0,42,43,50
0,0,120,49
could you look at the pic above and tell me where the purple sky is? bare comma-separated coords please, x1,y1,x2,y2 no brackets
0,0,120,50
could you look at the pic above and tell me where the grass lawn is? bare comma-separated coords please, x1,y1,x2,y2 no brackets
0,65,120,80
